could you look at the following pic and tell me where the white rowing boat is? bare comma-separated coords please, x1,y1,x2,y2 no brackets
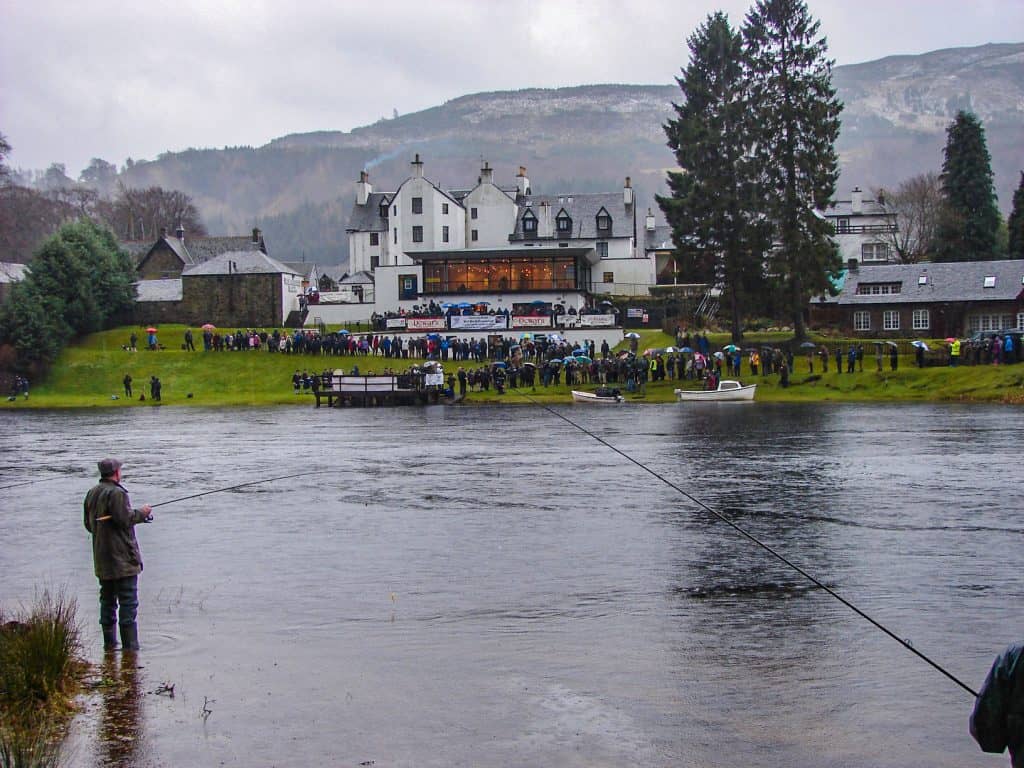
571,389,624,404
674,380,756,402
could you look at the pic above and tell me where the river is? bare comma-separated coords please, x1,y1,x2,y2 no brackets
1,403,1021,767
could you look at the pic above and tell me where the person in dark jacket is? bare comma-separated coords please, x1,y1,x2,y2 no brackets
971,643,1024,767
83,458,152,651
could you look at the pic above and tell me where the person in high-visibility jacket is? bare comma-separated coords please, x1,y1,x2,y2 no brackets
950,338,961,367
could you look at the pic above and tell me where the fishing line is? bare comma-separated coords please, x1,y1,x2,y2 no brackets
515,390,979,698
148,469,333,509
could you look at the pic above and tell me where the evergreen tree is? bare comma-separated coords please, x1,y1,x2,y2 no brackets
657,12,769,342
935,110,1001,261
1007,171,1024,259
743,0,843,339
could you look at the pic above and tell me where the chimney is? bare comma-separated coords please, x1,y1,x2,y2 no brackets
175,223,185,242
252,227,262,245
480,161,493,185
623,177,634,207
851,187,863,215
516,166,530,197
877,188,886,207
356,170,372,205
411,153,424,179
537,201,553,238
645,208,656,231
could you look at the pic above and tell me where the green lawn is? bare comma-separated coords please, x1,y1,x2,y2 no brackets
2,325,1022,408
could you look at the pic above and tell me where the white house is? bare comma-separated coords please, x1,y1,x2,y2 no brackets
822,187,898,266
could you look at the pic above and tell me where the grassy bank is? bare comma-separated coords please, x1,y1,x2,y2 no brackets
2,325,1022,408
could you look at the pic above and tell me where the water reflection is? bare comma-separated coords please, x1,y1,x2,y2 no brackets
97,653,144,767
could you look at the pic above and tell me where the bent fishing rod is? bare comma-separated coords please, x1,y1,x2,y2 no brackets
514,390,979,698
98,469,332,522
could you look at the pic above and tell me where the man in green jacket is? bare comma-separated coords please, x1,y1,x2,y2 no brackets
83,458,152,651
971,643,1024,767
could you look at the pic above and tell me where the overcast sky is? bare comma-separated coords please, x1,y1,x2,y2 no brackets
2,0,1021,176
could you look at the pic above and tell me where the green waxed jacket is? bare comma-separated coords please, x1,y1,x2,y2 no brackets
83,479,148,580
971,643,1024,768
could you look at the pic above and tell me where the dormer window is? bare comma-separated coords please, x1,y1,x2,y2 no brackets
596,208,612,233
522,210,537,238
379,199,389,219
918,275,927,285
556,210,572,236
983,276,996,288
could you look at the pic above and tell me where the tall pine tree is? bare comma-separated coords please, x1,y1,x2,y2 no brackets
743,0,842,340
1006,171,1024,259
936,110,1001,261
657,12,768,342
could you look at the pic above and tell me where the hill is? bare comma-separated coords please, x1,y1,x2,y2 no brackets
106,43,1024,266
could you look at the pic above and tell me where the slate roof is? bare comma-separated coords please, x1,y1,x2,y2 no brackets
119,241,153,266
511,192,634,240
339,270,375,285
134,279,183,302
0,262,29,283
346,192,391,232
320,264,350,283
182,250,299,276
280,262,318,281
838,259,1024,305
185,235,266,263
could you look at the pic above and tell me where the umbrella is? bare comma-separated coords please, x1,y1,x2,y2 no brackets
337,329,350,335
599,299,614,306
945,337,957,343
563,356,576,364
522,361,537,369
799,341,817,349
722,344,739,352
426,333,442,340
530,300,547,306
572,348,585,355
440,303,455,309
679,346,693,353
713,351,725,359
457,302,473,308
625,332,641,339
201,323,215,330
548,359,563,366
520,332,532,339
492,361,508,368
911,340,929,350
146,327,158,333
885,341,899,348
575,355,592,364
664,346,677,353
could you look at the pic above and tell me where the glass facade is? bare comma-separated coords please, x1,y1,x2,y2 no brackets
421,256,582,294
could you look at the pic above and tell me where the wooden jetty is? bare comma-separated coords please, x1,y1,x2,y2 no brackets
313,369,444,407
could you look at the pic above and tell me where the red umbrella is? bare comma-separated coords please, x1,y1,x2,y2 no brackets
201,323,215,330
146,327,158,333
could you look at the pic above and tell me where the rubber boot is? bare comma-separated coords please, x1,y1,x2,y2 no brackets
102,624,119,651
119,622,140,652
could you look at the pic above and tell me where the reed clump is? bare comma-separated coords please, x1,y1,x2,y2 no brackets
0,588,87,768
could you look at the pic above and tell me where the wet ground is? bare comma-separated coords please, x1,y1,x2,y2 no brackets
1,403,1021,767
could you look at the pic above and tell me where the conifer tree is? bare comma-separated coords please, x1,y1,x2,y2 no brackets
657,12,768,342
1007,172,1024,259
935,110,1001,261
743,0,842,339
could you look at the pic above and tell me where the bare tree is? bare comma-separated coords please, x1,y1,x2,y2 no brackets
876,172,942,263
100,183,206,241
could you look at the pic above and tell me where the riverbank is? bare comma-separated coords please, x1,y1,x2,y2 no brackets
2,325,1022,408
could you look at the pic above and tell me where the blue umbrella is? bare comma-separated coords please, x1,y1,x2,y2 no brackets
426,333,442,340
624,332,641,339
337,329,350,335
440,303,455,309
531,300,547,306
572,348,585,355
563,356,576,364
492,361,508,368
679,346,693,353
457,302,473,308
575,355,592,364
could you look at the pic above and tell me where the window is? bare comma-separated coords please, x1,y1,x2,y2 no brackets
471,229,478,242
836,217,851,233
596,241,608,258
854,311,871,331
442,203,449,215
603,272,614,284
983,276,996,288
412,226,423,243
596,209,611,232
1019,313,1024,331
379,202,389,219
969,314,1013,332
856,282,902,295
398,274,417,301
883,310,900,330
523,212,537,236
442,225,449,243
370,255,380,270
411,197,423,214
393,227,397,244
471,207,478,220
918,275,927,285
912,309,930,330
393,205,397,216
556,212,572,234
861,242,890,262
369,232,379,246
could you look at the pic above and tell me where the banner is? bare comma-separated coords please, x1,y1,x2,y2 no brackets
512,316,551,328
407,317,446,331
626,307,645,318
425,372,445,386
385,317,408,329
577,314,616,328
450,315,509,331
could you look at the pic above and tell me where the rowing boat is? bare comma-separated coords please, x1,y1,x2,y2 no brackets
571,389,624,404
673,380,756,402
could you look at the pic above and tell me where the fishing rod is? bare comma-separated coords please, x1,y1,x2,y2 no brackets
515,390,979,698
97,469,332,521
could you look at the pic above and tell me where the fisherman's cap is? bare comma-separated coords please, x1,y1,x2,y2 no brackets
97,458,122,477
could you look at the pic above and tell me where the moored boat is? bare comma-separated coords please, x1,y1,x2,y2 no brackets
674,380,756,402
571,388,624,404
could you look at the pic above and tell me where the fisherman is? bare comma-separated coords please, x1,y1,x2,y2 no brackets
970,642,1024,767
83,458,153,651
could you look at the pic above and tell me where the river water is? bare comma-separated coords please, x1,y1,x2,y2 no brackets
1,403,1021,767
